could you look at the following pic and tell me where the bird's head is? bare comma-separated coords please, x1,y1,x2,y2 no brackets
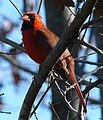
22,12,42,23
21,12,44,31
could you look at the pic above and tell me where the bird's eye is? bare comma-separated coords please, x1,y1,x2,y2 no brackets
29,15,35,23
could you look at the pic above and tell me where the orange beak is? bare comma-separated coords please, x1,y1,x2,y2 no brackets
22,15,30,22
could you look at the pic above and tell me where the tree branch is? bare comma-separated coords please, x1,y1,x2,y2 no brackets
76,60,103,66
74,39,103,55
0,54,34,75
81,79,103,89
82,16,103,30
0,37,25,52
89,98,102,105
83,77,103,95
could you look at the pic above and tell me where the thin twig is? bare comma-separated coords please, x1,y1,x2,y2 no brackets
74,39,103,55
81,13,92,39
32,106,38,120
79,66,103,83
68,7,76,16
61,65,103,92
49,102,60,120
85,78,92,105
0,51,22,55
76,60,103,66
34,112,38,120
0,54,34,75
60,51,97,63
83,77,103,95
0,93,4,96
82,16,103,30
37,0,43,14
9,0,23,16
0,37,25,52
74,52,96,61
88,98,103,105
0,111,11,114
77,75,103,89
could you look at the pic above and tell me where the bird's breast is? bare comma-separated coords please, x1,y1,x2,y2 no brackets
22,30,51,64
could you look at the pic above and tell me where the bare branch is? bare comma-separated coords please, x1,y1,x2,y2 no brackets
49,102,61,120
74,39,103,55
83,77,103,95
0,93,4,96
82,16,103,30
0,37,25,52
76,75,103,89
0,111,11,114
76,60,103,66
79,66,103,83
0,51,22,55
0,54,34,75
89,98,102,105
74,52,96,60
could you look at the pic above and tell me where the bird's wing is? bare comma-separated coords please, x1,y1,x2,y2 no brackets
35,27,59,49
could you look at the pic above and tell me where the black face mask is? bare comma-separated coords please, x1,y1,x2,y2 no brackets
21,14,35,31
21,21,34,31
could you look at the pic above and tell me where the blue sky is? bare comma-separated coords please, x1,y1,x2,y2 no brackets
0,0,101,120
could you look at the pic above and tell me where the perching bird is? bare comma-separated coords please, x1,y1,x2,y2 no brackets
21,12,87,112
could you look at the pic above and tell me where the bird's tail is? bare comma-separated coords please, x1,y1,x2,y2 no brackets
68,65,87,113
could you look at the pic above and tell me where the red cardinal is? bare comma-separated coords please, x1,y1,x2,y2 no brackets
21,12,87,112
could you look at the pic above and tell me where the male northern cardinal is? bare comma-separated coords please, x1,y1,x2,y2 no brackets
21,12,87,112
